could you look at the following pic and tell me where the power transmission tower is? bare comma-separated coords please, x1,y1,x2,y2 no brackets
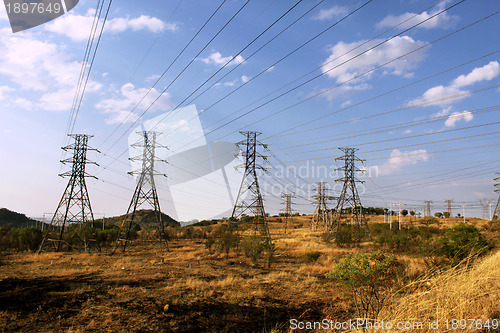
445,199,453,217
331,147,368,232
281,193,295,233
38,134,98,253
232,131,270,239
311,182,334,231
479,198,493,220
492,173,500,221
112,131,168,254
424,201,432,217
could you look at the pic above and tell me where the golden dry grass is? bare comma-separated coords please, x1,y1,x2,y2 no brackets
1,215,498,332
355,250,500,333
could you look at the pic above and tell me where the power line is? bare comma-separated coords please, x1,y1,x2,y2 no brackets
67,0,114,136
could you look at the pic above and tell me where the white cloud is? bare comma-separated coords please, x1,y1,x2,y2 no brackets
44,13,95,42
146,74,161,82
375,149,429,176
377,6,459,30
0,3,7,21
45,13,175,42
313,6,348,21
340,100,352,108
452,61,500,87
408,61,500,107
431,106,452,118
95,83,173,124
106,15,175,34
11,97,34,110
444,110,473,127
0,33,102,111
200,52,244,66
0,85,13,99
223,79,238,87
241,75,250,83
320,83,371,101
322,36,427,87
409,85,467,107
105,110,139,125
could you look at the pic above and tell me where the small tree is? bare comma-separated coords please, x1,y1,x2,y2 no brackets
401,209,408,217
215,224,240,258
326,251,405,319
434,212,443,218
443,211,451,218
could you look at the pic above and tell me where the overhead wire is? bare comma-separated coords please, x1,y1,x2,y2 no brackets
97,0,230,153
169,0,470,151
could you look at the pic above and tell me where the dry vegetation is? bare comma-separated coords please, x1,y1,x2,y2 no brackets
0,215,499,332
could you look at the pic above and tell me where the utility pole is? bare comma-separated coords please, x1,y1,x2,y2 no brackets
311,182,334,231
398,202,402,230
38,134,98,253
281,193,294,233
462,203,466,223
112,131,168,254
424,201,432,217
389,203,393,229
331,147,368,233
232,131,270,240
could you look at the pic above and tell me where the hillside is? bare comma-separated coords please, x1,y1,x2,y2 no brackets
0,208,37,228
96,209,180,228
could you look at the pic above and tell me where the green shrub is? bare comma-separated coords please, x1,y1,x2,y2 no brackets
422,216,440,226
301,251,321,263
439,223,491,265
215,224,240,258
241,235,266,263
335,224,365,247
9,227,43,252
326,250,405,319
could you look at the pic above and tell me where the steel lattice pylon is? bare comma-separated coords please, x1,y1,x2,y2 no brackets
38,134,98,253
311,182,335,231
493,173,500,220
112,131,168,254
232,131,270,239
281,193,294,233
331,147,368,232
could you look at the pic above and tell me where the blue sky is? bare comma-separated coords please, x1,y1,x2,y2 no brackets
0,0,499,220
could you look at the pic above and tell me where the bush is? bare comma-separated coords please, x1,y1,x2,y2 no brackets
335,224,365,247
374,225,442,255
422,216,440,226
241,235,265,263
326,250,405,319
439,223,492,265
241,235,275,267
9,227,43,252
215,224,240,258
301,251,321,263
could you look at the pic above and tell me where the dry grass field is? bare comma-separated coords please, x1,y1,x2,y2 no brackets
0,215,498,332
